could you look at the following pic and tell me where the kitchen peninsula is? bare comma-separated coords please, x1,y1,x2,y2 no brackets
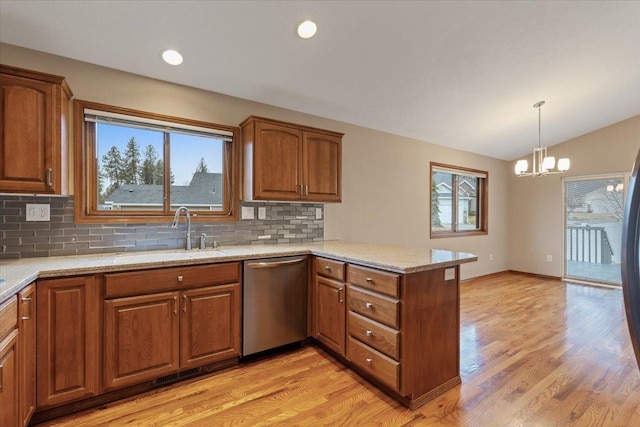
0,240,476,424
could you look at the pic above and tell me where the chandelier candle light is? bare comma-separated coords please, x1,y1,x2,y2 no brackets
515,101,570,177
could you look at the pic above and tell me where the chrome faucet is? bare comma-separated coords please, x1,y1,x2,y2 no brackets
171,206,192,250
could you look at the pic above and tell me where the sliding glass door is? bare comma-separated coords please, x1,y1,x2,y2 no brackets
564,174,626,285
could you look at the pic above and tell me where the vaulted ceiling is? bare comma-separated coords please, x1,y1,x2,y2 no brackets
1,1,639,160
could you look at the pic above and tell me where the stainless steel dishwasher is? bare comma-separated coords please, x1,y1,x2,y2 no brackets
243,256,308,356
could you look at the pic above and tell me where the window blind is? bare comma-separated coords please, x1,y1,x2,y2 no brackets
84,108,233,141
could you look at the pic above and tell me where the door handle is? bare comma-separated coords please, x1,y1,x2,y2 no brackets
46,168,53,187
21,297,32,320
173,296,178,314
246,258,306,269
182,294,187,313
337,288,343,304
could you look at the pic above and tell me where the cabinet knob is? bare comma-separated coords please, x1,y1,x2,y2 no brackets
177,275,183,282
366,277,373,282
365,330,373,337
365,358,373,364
365,302,373,309
324,265,331,271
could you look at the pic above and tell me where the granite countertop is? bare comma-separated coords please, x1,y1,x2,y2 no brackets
0,240,477,303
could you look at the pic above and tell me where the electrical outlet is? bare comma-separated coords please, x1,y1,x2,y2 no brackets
316,207,322,219
444,268,456,281
546,255,553,262
258,207,266,220
241,206,255,220
26,203,50,221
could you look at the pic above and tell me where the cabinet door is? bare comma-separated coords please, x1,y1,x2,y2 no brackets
0,331,19,427
104,292,179,390
180,284,241,369
0,75,56,194
314,276,346,356
18,285,35,427
36,276,99,408
303,131,341,202
253,121,303,200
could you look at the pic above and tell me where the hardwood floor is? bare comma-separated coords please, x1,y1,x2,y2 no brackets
37,272,640,426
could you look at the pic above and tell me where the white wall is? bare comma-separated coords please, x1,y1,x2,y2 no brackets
508,114,640,276
1,43,510,279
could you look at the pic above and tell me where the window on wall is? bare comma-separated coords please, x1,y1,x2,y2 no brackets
74,100,239,222
430,162,488,237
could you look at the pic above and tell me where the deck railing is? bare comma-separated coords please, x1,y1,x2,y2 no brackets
567,225,614,264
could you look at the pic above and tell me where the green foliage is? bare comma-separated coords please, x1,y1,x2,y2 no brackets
195,157,209,173
141,145,162,185
100,138,177,201
123,137,141,184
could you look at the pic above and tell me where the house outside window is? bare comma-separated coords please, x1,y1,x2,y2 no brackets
74,100,239,222
430,162,488,237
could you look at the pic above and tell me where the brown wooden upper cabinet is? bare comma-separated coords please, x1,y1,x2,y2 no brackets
0,65,72,194
241,116,342,202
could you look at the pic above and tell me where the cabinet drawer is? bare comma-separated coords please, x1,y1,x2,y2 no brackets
348,311,399,360
347,265,399,297
348,337,400,392
314,257,345,282
0,296,17,341
348,286,400,329
105,262,241,298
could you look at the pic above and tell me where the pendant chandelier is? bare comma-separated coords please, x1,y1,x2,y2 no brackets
515,101,570,177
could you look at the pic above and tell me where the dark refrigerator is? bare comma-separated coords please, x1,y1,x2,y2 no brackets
622,147,640,367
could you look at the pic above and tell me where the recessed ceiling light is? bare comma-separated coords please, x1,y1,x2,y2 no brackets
297,20,317,39
162,49,183,65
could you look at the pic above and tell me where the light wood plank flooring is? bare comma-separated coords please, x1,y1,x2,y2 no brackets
37,272,640,426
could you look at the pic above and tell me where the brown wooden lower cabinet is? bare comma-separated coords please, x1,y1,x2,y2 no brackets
0,296,19,427
36,276,99,408
104,292,180,390
103,263,242,392
314,263,461,409
18,284,36,426
180,284,241,369
313,275,346,356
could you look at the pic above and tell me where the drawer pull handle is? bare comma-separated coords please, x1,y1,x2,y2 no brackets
365,330,373,337
366,277,373,282
177,275,183,282
365,302,373,309
365,358,373,364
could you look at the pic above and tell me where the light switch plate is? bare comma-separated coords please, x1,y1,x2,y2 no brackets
26,203,50,221
258,207,266,220
241,206,255,220
444,268,456,281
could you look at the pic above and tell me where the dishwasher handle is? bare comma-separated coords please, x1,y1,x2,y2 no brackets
245,257,306,269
